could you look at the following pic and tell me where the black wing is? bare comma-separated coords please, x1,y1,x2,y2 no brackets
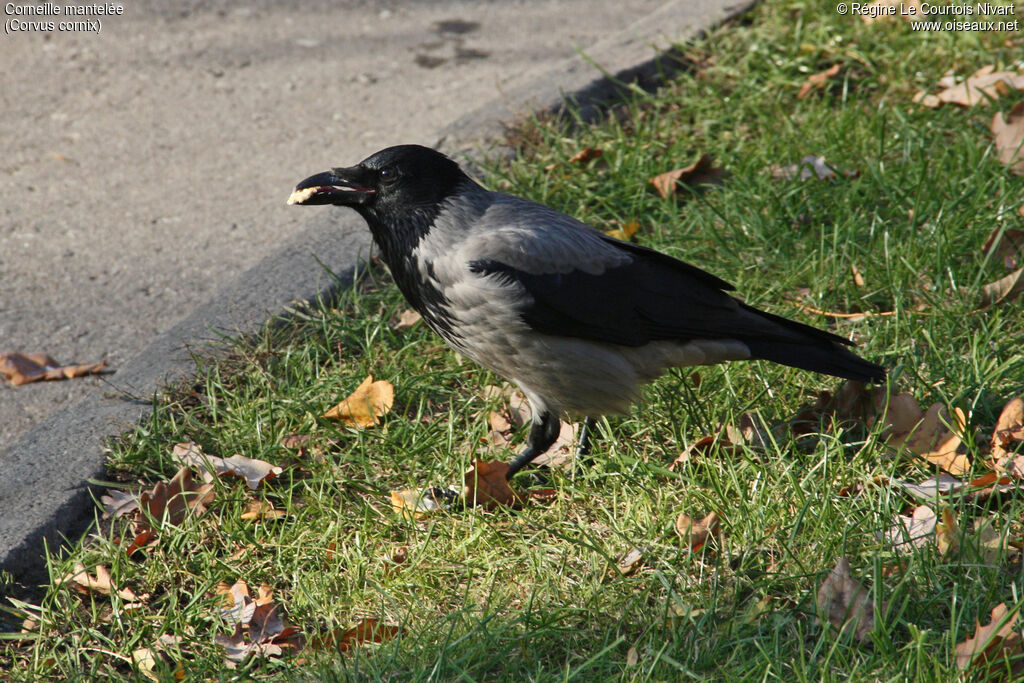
469,236,886,383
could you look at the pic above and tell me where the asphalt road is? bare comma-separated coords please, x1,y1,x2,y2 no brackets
0,0,668,450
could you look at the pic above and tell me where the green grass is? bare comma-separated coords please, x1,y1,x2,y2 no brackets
4,1,1024,679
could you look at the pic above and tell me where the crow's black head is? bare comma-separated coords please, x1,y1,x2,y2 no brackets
288,145,470,224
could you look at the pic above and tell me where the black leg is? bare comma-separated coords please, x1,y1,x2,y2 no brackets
576,417,597,456
505,409,561,478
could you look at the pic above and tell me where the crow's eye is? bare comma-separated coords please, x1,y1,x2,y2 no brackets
378,167,398,184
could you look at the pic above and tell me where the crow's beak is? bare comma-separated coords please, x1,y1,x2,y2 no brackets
287,167,376,206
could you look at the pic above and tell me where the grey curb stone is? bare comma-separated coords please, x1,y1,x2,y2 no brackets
0,0,754,602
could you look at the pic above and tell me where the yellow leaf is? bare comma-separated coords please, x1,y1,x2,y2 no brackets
604,221,641,242
324,375,394,427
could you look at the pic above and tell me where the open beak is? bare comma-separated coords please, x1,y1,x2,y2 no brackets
287,167,376,206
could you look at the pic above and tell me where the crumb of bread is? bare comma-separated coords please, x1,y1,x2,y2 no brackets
287,186,318,205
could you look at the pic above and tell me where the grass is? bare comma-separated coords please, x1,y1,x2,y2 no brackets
4,0,1024,679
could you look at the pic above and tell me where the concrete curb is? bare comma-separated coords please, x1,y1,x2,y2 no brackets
0,0,754,601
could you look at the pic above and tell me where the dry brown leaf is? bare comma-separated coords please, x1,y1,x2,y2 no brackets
531,421,578,470
389,488,449,519
886,505,938,552
616,547,645,576
798,64,841,98
100,488,141,519
669,434,737,470
848,264,866,288
955,603,1024,676
323,375,394,427
280,433,311,449
973,518,1021,565
935,507,960,556
215,581,305,663
993,102,1024,175
770,155,856,181
172,441,283,489
993,397,1024,470
816,557,882,643
463,459,522,508
905,404,970,475
139,466,216,529
0,352,106,386
568,147,603,164
937,66,1024,107
131,635,184,682
872,391,925,448
982,228,1024,270
57,564,146,602
488,410,512,434
604,220,641,242
648,154,727,198
393,309,422,331
725,412,770,448
240,499,286,521
308,618,399,652
675,511,720,551
980,266,1024,307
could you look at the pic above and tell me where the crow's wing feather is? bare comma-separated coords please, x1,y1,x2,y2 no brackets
458,192,854,350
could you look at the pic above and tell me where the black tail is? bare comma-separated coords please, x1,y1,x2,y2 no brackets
739,304,887,383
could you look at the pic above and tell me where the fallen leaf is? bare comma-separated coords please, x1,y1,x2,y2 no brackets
0,352,106,386
139,466,216,529
980,266,1024,307
935,507,960,556
531,420,578,470
674,511,720,551
955,603,1024,676
393,309,422,330
616,547,645,576
872,391,925,448
851,263,866,287
463,459,522,508
323,375,395,427
972,517,1020,565
604,220,641,242
626,645,639,667
240,499,286,521
488,410,512,434
669,434,737,470
892,473,969,501
725,412,770,448
816,557,882,643
280,434,311,449
131,635,184,682
993,397,1024,470
568,147,603,164
389,487,450,519
308,618,399,652
648,154,728,198
172,442,283,489
992,102,1024,175
982,227,1024,270
886,505,938,552
100,489,141,519
214,581,305,663
904,404,970,475
798,63,841,98
770,155,857,181
937,66,1024,107
57,564,146,603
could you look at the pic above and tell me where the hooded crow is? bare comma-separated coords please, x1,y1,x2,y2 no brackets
289,145,885,478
